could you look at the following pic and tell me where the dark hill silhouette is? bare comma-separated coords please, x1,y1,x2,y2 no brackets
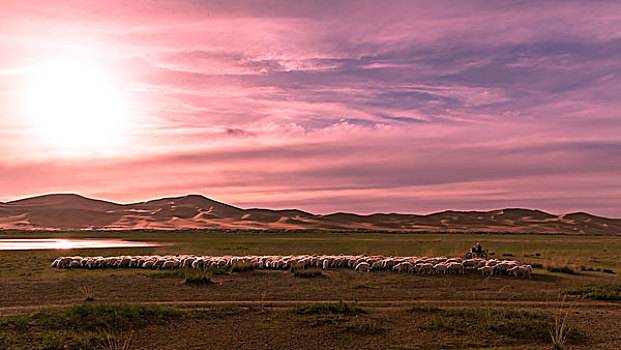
0,193,619,235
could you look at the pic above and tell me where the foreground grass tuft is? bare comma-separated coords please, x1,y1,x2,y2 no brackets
79,282,96,302
294,300,364,315
102,331,133,350
562,284,621,301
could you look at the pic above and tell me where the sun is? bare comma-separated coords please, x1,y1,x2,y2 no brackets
20,60,129,153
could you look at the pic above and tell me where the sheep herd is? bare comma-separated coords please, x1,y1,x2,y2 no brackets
51,254,533,278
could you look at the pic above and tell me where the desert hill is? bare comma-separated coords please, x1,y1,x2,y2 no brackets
0,194,619,235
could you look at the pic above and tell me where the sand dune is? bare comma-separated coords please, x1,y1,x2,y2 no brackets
0,194,619,235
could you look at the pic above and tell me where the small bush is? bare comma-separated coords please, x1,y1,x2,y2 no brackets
530,263,544,269
293,268,323,278
295,300,364,315
563,284,621,301
183,268,213,285
603,269,615,274
547,266,576,275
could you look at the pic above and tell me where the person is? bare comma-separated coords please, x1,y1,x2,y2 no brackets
476,242,482,255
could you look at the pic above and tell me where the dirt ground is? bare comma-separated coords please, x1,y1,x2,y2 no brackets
0,269,619,349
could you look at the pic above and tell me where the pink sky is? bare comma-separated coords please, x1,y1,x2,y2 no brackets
1,1,621,216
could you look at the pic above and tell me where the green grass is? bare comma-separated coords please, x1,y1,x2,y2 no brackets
294,300,364,315
562,284,621,301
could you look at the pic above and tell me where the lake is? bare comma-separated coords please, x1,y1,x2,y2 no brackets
0,238,164,251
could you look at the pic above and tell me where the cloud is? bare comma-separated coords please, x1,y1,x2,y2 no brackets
1,0,621,216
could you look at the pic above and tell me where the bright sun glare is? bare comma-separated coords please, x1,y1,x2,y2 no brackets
20,60,129,153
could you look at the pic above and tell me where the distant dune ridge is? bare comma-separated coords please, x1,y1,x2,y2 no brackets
0,194,619,235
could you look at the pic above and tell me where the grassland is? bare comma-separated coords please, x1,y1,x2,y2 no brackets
0,230,619,349
1,230,620,278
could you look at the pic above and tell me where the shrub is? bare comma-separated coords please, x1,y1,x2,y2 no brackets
603,269,615,274
183,268,213,285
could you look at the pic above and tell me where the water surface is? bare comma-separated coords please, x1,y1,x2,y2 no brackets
0,239,163,251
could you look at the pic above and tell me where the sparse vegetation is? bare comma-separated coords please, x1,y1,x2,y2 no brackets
563,284,621,301
0,303,184,349
183,267,213,285
419,307,561,344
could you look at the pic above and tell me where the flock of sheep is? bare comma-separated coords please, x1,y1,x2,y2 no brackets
51,254,533,278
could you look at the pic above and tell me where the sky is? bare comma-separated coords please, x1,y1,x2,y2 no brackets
1,0,621,216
